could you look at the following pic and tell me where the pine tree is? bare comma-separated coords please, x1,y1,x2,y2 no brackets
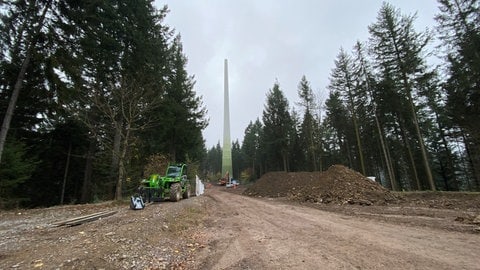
369,3,435,190
352,41,397,189
297,76,319,171
262,82,292,171
204,143,222,180
56,0,178,200
231,140,243,180
0,0,55,163
241,119,262,179
436,0,480,189
288,108,304,171
328,48,366,174
0,138,37,208
144,35,208,163
323,90,351,167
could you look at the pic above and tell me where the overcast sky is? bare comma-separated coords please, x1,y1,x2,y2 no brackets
153,0,440,149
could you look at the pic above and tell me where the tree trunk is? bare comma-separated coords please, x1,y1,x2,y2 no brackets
436,112,458,190
344,137,353,169
406,90,435,190
385,137,397,190
352,112,365,175
318,140,323,172
282,151,288,172
309,129,317,171
374,113,396,190
110,120,122,187
463,132,480,191
398,118,420,190
0,53,30,164
60,142,72,205
392,38,435,190
0,0,52,163
81,140,95,203
115,123,131,200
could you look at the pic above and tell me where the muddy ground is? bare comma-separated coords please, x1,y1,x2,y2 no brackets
1,167,480,269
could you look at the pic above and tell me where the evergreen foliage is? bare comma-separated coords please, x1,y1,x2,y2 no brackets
436,0,480,189
215,0,479,192
0,138,37,208
261,82,292,171
0,1,208,206
2,1,480,208
297,76,320,171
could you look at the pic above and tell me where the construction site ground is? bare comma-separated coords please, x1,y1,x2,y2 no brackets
1,166,480,269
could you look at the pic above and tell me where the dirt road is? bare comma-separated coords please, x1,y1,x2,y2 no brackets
196,188,480,269
1,186,479,269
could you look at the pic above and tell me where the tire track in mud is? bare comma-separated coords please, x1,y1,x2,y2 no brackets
194,188,480,270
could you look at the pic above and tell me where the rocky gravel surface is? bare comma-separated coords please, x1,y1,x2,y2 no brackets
0,198,210,269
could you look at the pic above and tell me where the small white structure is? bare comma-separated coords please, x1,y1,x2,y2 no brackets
226,179,239,188
195,175,205,196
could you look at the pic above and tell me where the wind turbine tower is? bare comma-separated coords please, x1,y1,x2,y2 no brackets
222,59,233,181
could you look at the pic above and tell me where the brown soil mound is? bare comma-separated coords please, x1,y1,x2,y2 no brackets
244,165,398,205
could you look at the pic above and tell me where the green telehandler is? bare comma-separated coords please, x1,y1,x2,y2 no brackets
137,163,192,204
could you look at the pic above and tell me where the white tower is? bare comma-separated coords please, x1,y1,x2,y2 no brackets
222,59,233,180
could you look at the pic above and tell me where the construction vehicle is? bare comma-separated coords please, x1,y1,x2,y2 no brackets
138,163,191,203
218,171,230,186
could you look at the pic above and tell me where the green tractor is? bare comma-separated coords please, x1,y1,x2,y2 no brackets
138,163,191,203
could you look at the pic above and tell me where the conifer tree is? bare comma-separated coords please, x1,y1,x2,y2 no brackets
0,0,54,163
369,3,435,190
436,0,480,189
241,119,263,179
262,82,292,171
297,76,319,171
328,49,366,175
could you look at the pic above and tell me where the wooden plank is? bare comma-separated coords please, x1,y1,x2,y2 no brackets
52,210,117,227
51,210,112,226
64,211,117,226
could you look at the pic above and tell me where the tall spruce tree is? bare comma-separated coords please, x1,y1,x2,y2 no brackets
262,82,292,171
328,49,366,175
436,0,480,189
204,143,222,180
144,35,208,163
231,140,243,180
369,3,435,190
56,0,176,200
241,119,262,179
352,41,397,189
0,0,62,205
297,76,319,171
0,0,55,164
288,108,304,171
323,90,351,167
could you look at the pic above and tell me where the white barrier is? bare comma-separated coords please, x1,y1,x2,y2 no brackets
195,175,205,196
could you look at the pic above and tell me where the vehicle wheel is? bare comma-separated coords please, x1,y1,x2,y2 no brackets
170,183,182,202
182,184,191,199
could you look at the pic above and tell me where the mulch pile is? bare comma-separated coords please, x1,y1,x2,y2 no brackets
244,165,398,205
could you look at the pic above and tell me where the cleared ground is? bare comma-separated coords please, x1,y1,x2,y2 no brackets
196,187,480,269
1,184,479,269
